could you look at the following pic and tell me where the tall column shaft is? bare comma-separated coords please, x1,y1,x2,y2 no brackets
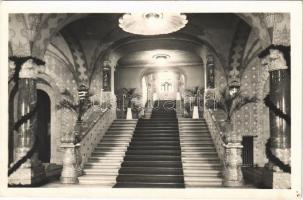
14,78,37,161
269,69,290,165
9,58,46,185
258,45,291,175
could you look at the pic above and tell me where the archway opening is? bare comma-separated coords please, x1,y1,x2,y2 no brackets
37,90,51,163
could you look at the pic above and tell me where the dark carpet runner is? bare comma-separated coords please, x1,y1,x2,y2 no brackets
114,100,185,188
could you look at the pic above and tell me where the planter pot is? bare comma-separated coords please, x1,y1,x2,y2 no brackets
192,106,199,119
126,107,133,120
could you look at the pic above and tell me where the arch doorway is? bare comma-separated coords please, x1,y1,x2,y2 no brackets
37,90,51,163
142,70,186,102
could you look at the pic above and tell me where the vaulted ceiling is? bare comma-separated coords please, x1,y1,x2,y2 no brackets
59,13,242,69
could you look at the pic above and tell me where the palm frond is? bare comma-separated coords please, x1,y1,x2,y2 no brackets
61,89,75,102
56,99,78,112
229,95,258,117
215,86,258,120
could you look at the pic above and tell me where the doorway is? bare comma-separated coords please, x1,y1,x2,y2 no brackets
37,90,51,163
242,136,254,167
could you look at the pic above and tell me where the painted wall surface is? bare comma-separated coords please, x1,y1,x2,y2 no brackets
211,29,270,167
43,52,79,164
115,65,205,94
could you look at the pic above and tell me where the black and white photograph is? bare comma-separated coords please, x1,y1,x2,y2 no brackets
0,1,302,200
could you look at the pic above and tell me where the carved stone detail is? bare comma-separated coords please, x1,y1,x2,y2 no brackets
19,58,45,79
60,143,79,184
267,49,288,71
223,142,244,187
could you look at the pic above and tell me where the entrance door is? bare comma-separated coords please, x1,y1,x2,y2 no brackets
242,136,254,167
37,90,51,163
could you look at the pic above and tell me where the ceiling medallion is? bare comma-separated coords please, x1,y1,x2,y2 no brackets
119,13,188,35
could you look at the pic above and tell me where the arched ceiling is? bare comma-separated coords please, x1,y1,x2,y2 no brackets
118,49,203,68
60,13,243,69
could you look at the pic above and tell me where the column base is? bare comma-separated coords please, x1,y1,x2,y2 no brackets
8,163,46,186
192,106,199,119
60,176,79,184
223,180,244,187
263,168,291,189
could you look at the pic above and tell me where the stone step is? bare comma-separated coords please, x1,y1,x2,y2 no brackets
121,161,183,168
94,147,128,151
96,143,129,147
119,167,183,175
181,146,215,150
124,155,182,161
106,130,134,134
114,182,184,188
91,152,126,156
83,169,119,175
116,174,184,183
128,146,181,150
126,149,181,156
182,162,221,167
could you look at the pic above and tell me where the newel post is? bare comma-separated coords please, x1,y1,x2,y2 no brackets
60,131,79,184
223,121,244,187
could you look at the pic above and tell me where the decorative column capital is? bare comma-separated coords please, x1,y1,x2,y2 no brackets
267,49,288,72
9,59,16,70
258,44,290,72
19,58,45,79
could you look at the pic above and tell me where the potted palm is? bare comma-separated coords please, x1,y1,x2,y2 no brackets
124,88,142,119
216,86,258,143
215,85,258,187
184,86,203,119
56,89,99,140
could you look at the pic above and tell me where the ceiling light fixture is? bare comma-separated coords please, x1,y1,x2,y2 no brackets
119,13,188,35
153,54,170,61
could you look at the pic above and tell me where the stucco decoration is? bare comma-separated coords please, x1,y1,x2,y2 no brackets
228,20,251,75
242,30,263,71
263,13,290,46
9,14,32,57
238,13,271,48
44,52,78,99
61,29,89,83
31,14,73,58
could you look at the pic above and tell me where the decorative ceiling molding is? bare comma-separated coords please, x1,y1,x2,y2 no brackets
228,19,251,85
61,28,89,85
117,62,203,69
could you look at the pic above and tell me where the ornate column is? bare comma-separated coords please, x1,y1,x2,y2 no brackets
8,58,46,185
258,45,290,188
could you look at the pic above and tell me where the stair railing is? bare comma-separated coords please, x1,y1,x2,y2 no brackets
60,98,116,184
204,109,245,187
204,109,225,163
78,108,115,174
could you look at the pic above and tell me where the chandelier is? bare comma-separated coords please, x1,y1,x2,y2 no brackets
119,13,188,35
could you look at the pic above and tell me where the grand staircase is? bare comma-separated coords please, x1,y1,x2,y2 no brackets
179,118,223,187
114,100,185,188
78,119,137,186
79,101,223,188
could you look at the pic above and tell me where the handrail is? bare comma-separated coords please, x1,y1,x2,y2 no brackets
78,108,109,140
204,109,226,164
77,108,115,174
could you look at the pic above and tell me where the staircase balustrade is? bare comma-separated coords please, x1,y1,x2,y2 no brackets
78,108,115,175
204,109,244,187
204,109,225,162
60,106,116,184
